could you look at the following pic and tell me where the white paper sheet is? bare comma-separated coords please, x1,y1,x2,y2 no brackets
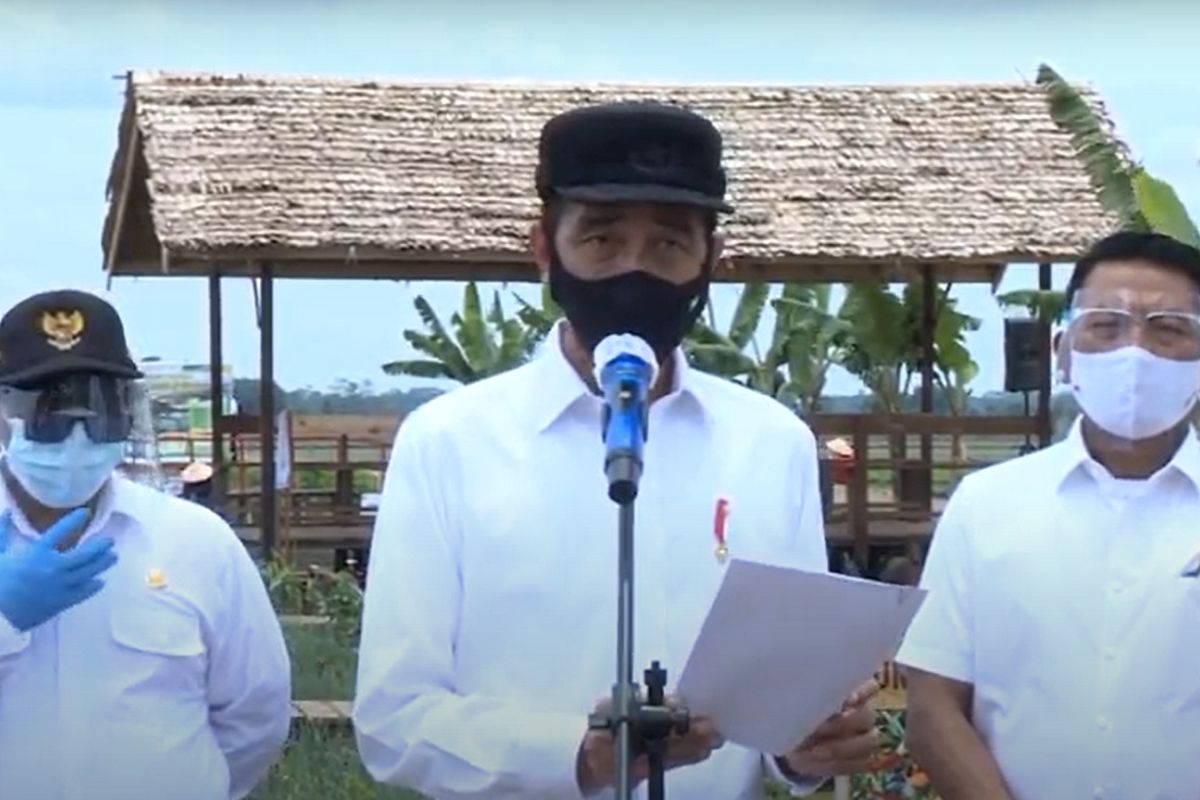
675,559,926,755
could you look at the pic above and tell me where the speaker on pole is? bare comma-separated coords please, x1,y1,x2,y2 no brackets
1004,318,1047,393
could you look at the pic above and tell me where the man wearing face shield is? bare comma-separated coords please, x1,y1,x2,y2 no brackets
354,102,877,800
0,290,292,800
897,231,1200,800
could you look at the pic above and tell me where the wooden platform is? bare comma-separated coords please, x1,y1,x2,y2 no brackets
291,700,352,730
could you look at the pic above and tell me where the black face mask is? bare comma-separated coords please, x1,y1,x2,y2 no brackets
548,255,710,360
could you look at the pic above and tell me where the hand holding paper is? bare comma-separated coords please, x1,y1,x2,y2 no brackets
675,559,926,756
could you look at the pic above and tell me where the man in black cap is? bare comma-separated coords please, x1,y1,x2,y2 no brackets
0,289,291,799
356,102,876,799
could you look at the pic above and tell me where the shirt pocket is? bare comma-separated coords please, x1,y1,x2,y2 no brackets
108,591,207,706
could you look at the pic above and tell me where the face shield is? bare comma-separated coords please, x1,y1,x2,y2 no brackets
117,380,165,493
0,374,135,446
1063,287,1200,444
1066,287,1200,362
0,373,162,506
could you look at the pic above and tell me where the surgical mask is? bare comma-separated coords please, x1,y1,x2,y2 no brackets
1069,345,1200,440
548,254,709,358
3,420,125,508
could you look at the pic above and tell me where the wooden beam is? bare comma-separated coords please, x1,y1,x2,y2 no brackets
103,126,139,289
208,271,225,506
104,251,1012,285
259,263,277,562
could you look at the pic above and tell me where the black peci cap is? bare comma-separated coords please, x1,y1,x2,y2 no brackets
536,100,733,213
0,289,142,387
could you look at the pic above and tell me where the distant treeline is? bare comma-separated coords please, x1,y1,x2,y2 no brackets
232,377,1079,428
232,378,443,417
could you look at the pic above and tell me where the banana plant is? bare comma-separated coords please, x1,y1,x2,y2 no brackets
684,282,846,411
513,283,564,344
685,281,775,389
929,290,981,463
382,282,538,384
1038,63,1200,247
771,284,847,414
832,282,911,414
995,289,1067,325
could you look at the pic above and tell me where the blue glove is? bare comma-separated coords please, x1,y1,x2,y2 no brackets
0,507,119,633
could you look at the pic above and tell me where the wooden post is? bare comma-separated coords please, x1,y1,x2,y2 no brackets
850,418,870,570
1037,262,1053,447
208,271,225,507
259,264,277,562
335,434,353,524
919,264,936,464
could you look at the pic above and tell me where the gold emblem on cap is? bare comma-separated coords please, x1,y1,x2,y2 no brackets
146,568,167,589
40,310,84,352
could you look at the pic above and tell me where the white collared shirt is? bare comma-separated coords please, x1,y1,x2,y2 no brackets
897,418,1200,800
354,325,829,800
0,476,292,800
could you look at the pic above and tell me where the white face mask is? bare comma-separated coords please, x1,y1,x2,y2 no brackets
2,420,125,508
1069,346,1200,440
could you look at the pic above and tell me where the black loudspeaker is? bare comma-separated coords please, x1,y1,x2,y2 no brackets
1004,318,1048,393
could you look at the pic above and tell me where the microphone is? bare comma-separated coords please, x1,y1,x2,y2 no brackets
593,334,659,505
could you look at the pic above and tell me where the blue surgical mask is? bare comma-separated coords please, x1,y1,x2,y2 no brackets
3,420,125,508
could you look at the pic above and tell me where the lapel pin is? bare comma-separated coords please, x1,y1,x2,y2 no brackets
146,568,168,589
713,497,730,564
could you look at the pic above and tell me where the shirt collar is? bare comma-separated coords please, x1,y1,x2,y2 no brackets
0,473,139,543
1052,416,1200,492
532,321,711,433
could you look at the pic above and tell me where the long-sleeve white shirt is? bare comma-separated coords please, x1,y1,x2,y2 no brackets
355,326,829,800
0,475,292,800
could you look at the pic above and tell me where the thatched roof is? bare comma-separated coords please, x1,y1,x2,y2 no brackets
102,71,1121,284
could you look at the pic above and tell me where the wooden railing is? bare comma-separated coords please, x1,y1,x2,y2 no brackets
809,413,1040,567
157,413,1039,565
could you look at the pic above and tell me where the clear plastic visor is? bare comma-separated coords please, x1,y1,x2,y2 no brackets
1066,287,1200,361
0,373,135,446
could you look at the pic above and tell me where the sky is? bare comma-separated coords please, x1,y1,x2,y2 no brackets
1,0,1198,396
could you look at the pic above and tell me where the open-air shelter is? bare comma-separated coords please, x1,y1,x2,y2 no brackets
100,71,1119,564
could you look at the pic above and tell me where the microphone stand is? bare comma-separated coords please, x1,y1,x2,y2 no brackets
590,363,689,800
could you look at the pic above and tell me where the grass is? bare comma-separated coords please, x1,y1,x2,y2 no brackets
249,728,421,800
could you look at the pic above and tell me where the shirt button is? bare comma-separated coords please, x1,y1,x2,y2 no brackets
1097,716,1111,731
1104,646,1118,660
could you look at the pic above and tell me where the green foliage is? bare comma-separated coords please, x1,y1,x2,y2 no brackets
383,283,540,384
263,557,308,615
995,289,1067,325
248,728,422,800
1036,64,1144,228
686,283,848,412
1132,170,1200,249
832,283,911,413
513,283,564,343
1039,62,1200,246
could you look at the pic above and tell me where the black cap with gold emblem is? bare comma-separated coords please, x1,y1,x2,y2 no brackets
0,289,142,387
535,100,734,213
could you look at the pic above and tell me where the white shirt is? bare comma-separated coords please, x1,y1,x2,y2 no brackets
897,418,1200,800
0,475,292,800
354,325,829,800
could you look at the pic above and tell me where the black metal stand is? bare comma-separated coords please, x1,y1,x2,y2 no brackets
589,467,688,800
1019,391,1036,455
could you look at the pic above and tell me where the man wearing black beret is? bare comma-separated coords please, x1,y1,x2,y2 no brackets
355,101,877,799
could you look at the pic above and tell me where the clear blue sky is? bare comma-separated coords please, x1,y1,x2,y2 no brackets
1,0,1197,395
